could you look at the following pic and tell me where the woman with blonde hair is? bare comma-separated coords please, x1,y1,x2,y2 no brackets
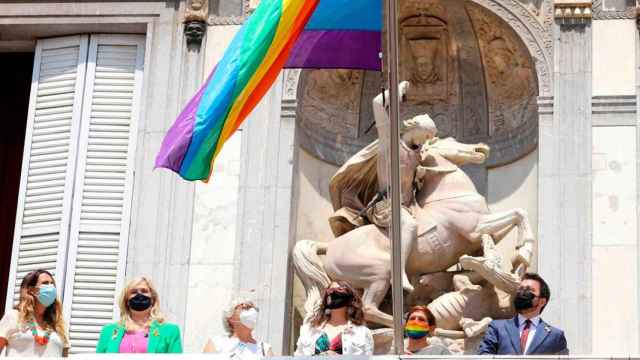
96,277,182,353
202,299,273,357
0,269,68,357
295,281,373,356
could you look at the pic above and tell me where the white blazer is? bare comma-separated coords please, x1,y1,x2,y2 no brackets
294,321,374,356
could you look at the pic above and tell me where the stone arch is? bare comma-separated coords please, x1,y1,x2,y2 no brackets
292,0,552,173
468,0,553,96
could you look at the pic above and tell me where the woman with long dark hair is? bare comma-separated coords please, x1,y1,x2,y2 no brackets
0,269,68,357
295,281,373,356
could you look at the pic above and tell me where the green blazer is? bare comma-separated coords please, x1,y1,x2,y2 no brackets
96,321,183,353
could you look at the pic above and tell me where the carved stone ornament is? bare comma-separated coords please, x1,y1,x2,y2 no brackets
184,21,207,47
592,0,636,19
207,0,253,25
185,0,209,22
296,0,544,169
184,0,209,47
554,0,593,20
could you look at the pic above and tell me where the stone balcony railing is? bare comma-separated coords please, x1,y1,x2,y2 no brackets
60,355,640,359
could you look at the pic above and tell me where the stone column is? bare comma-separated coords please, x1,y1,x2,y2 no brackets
127,1,206,330
538,1,592,354
233,71,297,355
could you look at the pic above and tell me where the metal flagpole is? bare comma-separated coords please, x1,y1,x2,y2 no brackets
385,0,405,355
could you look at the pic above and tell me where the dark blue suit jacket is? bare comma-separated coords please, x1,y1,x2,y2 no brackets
477,316,569,355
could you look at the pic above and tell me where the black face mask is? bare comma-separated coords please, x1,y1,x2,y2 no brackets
513,288,537,312
128,293,152,312
325,291,353,309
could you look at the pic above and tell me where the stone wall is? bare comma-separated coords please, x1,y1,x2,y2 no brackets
190,0,640,356
591,17,638,355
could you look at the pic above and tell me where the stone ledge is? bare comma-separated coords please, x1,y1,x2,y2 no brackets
66,355,640,359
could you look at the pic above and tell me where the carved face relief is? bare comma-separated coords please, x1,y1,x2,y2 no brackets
409,39,442,84
401,28,450,102
185,22,206,42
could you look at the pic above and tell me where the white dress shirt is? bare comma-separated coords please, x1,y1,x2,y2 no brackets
0,309,65,357
518,314,540,354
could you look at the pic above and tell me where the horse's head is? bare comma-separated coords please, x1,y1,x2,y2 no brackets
421,138,490,167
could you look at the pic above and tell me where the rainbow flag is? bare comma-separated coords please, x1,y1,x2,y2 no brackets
155,0,382,181
286,0,382,70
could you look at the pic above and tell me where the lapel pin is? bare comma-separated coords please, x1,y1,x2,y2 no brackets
153,329,159,337
545,325,551,332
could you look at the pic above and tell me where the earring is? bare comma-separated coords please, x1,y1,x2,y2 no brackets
348,307,354,316
324,309,331,316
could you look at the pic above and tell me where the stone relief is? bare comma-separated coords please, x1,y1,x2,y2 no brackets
283,69,301,100
185,0,208,21
467,3,538,136
296,69,368,164
399,0,453,104
519,0,544,15
468,0,552,95
296,0,542,169
184,0,208,47
300,69,363,138
207,0,252,25
592,0,636,19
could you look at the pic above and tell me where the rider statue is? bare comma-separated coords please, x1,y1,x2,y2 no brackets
328,81,534,294
329,82,442,292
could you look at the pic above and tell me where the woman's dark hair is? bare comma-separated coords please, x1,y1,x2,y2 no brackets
405,305,436,328
310,281,365,327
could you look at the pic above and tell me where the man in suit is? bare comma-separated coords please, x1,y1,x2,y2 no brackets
477,273,569,355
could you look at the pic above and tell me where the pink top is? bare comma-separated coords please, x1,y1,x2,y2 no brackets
118,330,149,353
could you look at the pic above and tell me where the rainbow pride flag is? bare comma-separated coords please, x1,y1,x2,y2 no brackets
155,0,382,181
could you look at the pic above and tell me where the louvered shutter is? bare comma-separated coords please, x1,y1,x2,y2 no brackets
62,35,145,353
5,36,89,309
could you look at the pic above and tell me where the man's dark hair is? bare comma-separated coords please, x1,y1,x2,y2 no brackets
522,272,550,312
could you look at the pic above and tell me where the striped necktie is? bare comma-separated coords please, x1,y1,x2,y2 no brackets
520,319,532,354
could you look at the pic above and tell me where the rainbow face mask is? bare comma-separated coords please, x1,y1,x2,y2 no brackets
405,320,429,339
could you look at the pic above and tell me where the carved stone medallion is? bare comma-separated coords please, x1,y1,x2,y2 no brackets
296,0,545,168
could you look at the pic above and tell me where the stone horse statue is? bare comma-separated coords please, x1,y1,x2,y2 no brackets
293,82,536,328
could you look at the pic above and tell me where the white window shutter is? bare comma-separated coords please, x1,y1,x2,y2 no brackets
5,36,89,310
62,35,145,353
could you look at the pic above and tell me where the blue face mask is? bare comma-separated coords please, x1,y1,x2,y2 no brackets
38,285,57,307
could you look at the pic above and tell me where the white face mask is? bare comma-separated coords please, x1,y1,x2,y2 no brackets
239,308,258,330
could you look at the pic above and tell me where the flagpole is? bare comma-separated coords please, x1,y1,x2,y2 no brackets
385,0,405,355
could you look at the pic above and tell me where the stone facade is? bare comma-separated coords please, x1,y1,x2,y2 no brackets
3,0,640,356
194,0,640,355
